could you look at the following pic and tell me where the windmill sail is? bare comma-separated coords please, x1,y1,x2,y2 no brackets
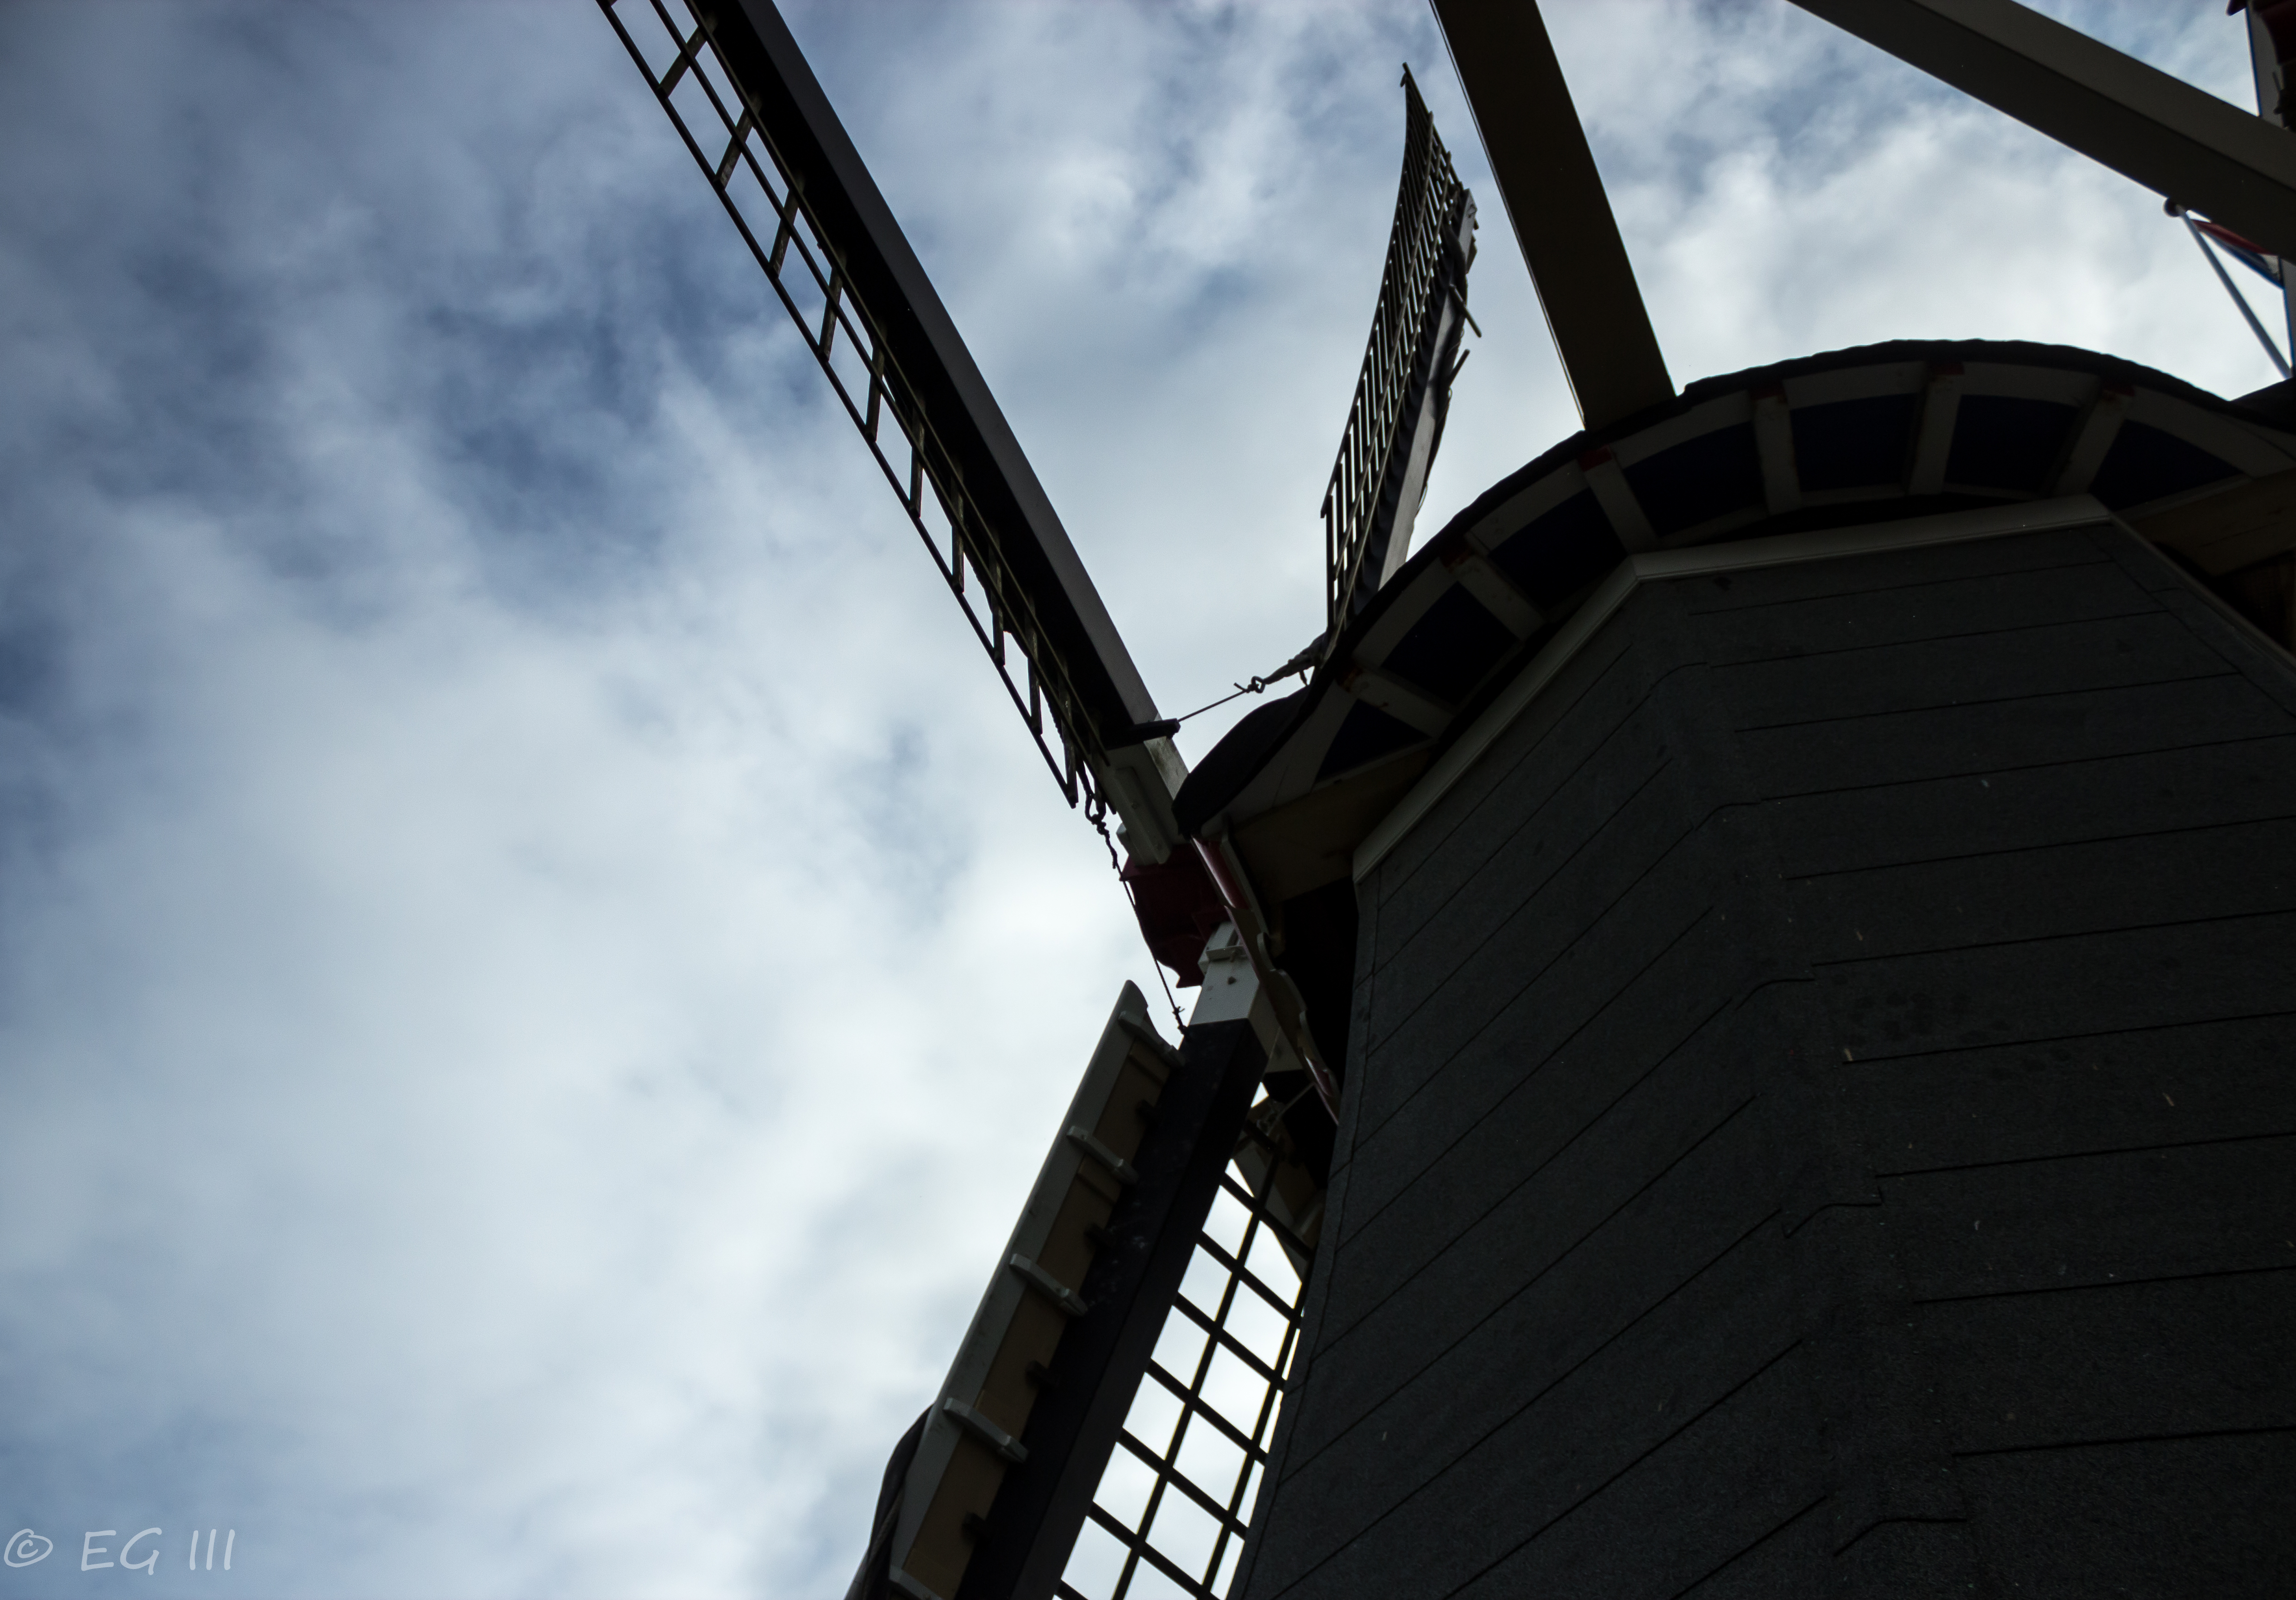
850,964,1324,1600
598,0,1189,861
1431,0,1672,431
1320,70,1477,636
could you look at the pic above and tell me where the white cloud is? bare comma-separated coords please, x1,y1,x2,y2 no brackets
0,1,2273,1595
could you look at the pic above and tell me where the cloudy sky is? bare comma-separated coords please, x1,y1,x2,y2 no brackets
0,2,2272,1596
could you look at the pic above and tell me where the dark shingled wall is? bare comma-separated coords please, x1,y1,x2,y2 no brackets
1232,522,2296,1600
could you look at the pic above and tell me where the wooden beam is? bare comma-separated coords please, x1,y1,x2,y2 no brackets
1430,0,1675,431
1791,0,2296,257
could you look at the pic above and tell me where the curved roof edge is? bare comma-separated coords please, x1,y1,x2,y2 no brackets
1176,337,2296,861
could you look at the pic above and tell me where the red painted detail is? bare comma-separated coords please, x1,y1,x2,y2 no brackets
1191,838,1250,917
2196,215,2277,260
1121,850,1227,988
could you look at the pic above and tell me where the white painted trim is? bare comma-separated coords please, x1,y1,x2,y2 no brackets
2053,380,2130,495
1582,449,1658,551
1610,388,1752,467
1782,360,1926,407
1459,463,1586,555
1907,366,1963,496
1351,495,2110,881
1341,663,1453,734
1625,493,2106,579
1754,387,1802,515
1448,549,1544,637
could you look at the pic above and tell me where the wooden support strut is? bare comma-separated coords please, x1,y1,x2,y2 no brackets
716,109,754,188
1789,0,2296,259
1431,0,1675,431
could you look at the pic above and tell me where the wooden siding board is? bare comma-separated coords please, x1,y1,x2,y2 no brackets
1692,555,2150,667
1879,1134,2296,1301
1343,873,1725,1244
1370,617,1650,901
1672,1500,1832,1600
1762,733,2296,880
1275,1102,1777,1481
1334,957,1741,1283
1319,967,1748,1355
1351,750,1723,1151
1445,1350,1827,1600
1919,1269,2296,1453
1819,908,2296,1063
1371,633,1685,968
1826,1522,1991,1599
1360,702,1677,1061
1787,813,2296,963
1714,610,2236,731
1349,811,1720,1155
2094,525,2296,719
1850,1012,2296,1175
1675,525,2116,616
1259,1201,1800,1600
1738,677,2290,800
1955,1431,2296,1599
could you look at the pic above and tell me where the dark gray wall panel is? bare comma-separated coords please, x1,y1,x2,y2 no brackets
1358,700,1679,1068
1346,828,1719,1181
1879,1134,2296,1300
1762,734,2296,878
1957,1432,2296,1598
1445,1350,1826,1600
1788,813,2296,962
1263,1234,1808,1600
1852,1013,2296,1173
1282,1098,1774,1476
1820,909,2296,1062
1691,544,2142,666
1240,524,2296,1600
1323,959,1743,1343
1919,1269,2296,1452
1714,610,2231,729
1676,523,2110,614
1341,865,1735,1251
1368,625,1648,915
1370,628,1660,950
1673,1501,1831,1600
1739,678,2285,800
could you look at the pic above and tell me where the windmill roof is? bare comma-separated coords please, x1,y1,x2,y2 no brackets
1176,337,2296,906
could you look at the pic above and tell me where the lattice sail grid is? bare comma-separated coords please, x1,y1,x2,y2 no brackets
1320,71,1467,633
599,0,1111,815
1056,1164,1310,1600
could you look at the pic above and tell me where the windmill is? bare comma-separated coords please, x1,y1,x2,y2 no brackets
600,3,2296,1598
596,6,1469,1595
